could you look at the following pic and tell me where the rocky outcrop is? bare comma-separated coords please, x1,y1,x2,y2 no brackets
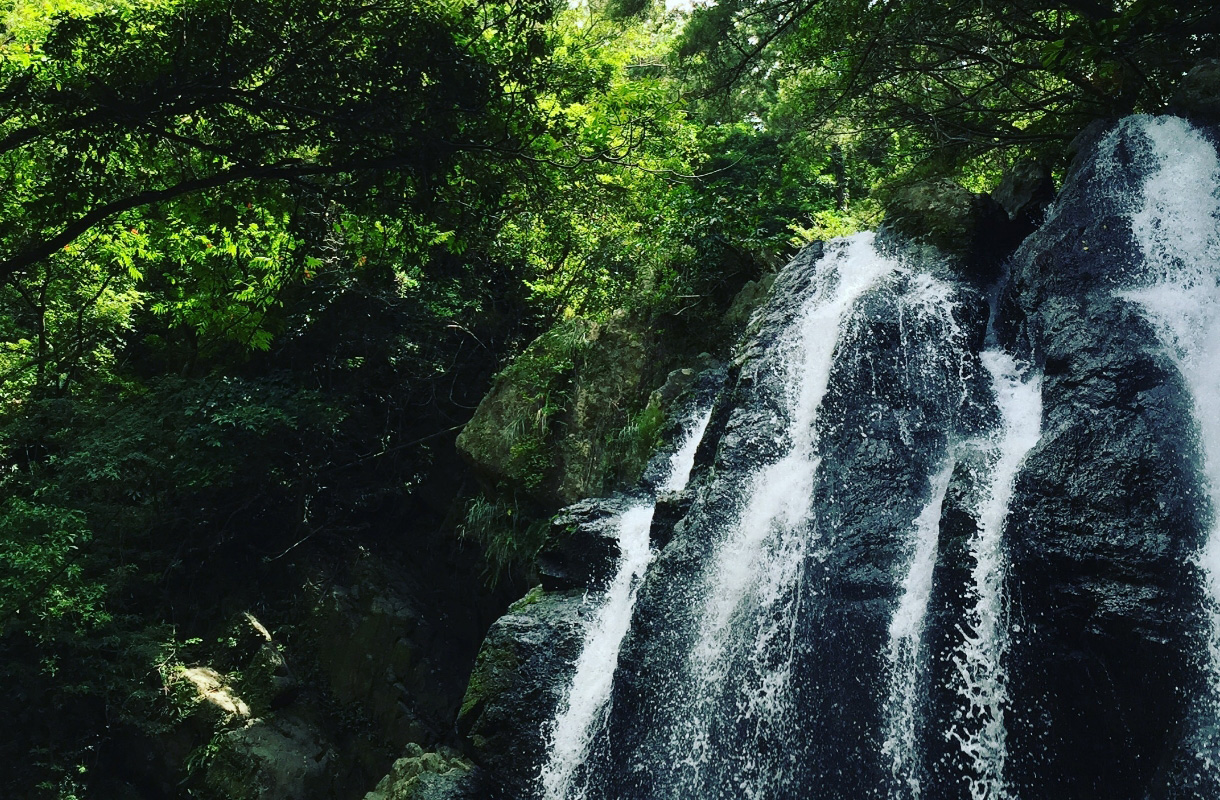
538,497,636,591
1171,58,1220,123
455,588,586,799
457,286,767,508
595,238,995,798
879,180,1012,285
202,713,336,800
994,117,1212,797
455,315,659,506
991,160,1055,228
878,166,1054,290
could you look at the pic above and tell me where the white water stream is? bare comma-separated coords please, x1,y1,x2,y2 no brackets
539,405,714,800
672,234,899,795
948,351,1042,800
882,457,956,798
1114,115,1220,768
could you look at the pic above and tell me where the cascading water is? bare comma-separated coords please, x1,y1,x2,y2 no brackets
539,405,714,800
671,234,902,798
1114,115,1220,773
880,327,1043,800
882,457,955,798
946,351,1042,800
590,232,1002,800
464,111,1220,800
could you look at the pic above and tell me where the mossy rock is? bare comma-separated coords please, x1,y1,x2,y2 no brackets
455,588,585,797
456,319,594,502
363,744,479,800
200,714,334,800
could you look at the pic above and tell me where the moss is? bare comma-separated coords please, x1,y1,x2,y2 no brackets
507,585,545,613
456,319,594,499
457,642,519,724
365,744,475,800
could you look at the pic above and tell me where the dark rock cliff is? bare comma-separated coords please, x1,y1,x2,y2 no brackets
995,118,1216,798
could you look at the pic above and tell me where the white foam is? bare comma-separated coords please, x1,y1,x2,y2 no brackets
670,234,973,796
883,457,956,798
662,406,714,494
947,350,1042,800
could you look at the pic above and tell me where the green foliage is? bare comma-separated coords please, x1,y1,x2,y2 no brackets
492,319,593,491
603,397,665,486
458,495,552,585
0,499,104,635
676,0,1220,185
2,0,1209,794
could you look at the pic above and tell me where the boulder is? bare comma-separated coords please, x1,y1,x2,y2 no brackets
458,292,751,509
456,588,585,798
177,666,252,720
538,497,634,591
879,179,1011,285
202,714,335,800
723,272,776,330
456,319,597,503
363,744,483,800
991,161,1055,226
1171,58,1220,122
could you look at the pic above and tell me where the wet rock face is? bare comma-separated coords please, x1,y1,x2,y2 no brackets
996,118,1212,798
538,497,634,592
599,240,994,799
456,590,586,799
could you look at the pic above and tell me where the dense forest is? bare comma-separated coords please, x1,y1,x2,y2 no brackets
0,0,1216,796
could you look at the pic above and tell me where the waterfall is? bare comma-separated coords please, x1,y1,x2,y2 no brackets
461,112,1220,800
539,405,715,800
669,234,899,797
882,457,955,798
1114,115,1220,770
948,351,1042,800
601,233,976,799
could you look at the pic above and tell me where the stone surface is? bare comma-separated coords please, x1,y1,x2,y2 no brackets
723,272,776,330
363,744,483,800
458,282,768,507
1171,58,1220,122
455,588,585,799
538,497,634,591
995,116,1210,798
878,180,1013,285
991,161,1055,225
178,666,252,720
600,239,992,799
202,714,335,800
